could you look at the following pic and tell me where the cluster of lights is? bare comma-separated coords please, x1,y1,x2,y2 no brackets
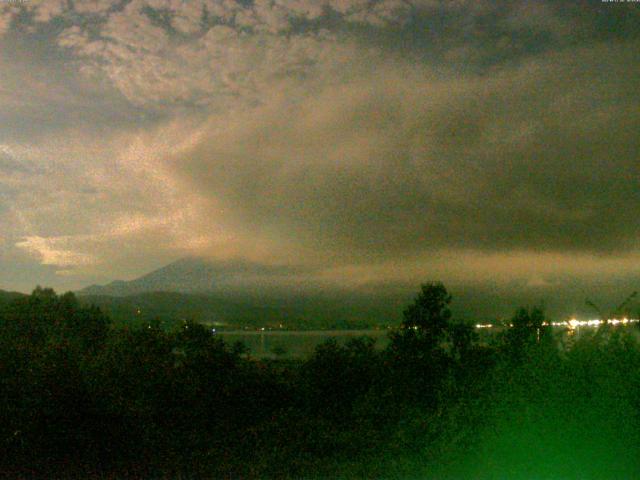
567,317,639,329
474,318,640,330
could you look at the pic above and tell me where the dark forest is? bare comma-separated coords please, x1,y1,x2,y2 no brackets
2,284,639,479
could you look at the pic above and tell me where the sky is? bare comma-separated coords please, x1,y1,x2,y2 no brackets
0,0,639,307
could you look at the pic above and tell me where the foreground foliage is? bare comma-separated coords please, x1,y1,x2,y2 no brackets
1,284,639,478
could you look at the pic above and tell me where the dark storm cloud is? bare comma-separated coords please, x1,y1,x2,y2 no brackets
176,40,640,262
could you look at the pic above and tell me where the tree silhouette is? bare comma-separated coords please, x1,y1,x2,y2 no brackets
502,306,550,362
449,321,478,361
395,282,452,350
385,283,454,408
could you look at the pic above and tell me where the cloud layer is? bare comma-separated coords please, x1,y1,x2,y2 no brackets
0,0,638,293
172,42,640,263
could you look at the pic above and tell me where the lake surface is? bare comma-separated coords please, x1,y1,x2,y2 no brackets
217,329,391,358
217,323,640,358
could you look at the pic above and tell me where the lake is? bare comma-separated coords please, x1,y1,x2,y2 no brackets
217,329,391,358
217,322,640,358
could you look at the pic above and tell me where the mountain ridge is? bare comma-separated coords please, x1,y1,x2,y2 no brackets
78,256,307,297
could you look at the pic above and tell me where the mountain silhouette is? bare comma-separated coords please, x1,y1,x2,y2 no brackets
78,256,306,297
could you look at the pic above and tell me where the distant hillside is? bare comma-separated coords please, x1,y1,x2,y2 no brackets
78,290,403,330
75,257,404,329
75,256,640,329
0,289,27,305
0,284,398,330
